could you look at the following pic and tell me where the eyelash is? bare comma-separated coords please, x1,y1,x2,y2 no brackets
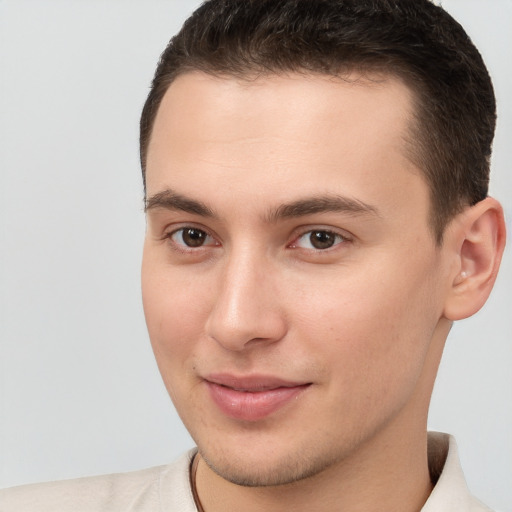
164,226,351,254
165,226,219,253
288,229,349,251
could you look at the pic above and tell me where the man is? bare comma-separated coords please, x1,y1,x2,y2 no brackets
1,0,506,511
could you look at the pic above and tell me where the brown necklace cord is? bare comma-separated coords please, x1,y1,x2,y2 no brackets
190,453,206,512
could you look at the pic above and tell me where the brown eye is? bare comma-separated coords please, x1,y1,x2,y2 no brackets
309,230,336,249
171,227,211,247
293,229,346,250
183,228,206,247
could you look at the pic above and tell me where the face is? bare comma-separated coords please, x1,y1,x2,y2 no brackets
142,72,453,486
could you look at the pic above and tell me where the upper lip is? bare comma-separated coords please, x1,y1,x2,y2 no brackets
205,373,310,392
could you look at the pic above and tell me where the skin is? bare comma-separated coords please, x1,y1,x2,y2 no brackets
141,72,505,512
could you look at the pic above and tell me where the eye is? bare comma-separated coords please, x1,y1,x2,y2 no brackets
170,227,216,248
291,229,347,250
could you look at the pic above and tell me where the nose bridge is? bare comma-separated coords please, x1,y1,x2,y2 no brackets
206,243,286,351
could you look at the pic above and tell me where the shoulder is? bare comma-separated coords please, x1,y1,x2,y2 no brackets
0,450,197,512
0,466,165,511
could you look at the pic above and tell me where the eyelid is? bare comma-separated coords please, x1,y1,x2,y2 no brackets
162,221,214,238
288,226,353,250
163,223,221,250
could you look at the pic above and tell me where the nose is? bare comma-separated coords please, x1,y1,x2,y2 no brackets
205,249,287,352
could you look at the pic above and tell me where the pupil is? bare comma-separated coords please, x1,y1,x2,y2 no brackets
183,228,206,247
310,231,335,249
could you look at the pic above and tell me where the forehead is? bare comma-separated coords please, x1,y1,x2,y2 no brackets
145,71,426,221
148,71,415,159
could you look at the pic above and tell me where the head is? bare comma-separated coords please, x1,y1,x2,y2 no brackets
139,0,505,493
140,0,497,244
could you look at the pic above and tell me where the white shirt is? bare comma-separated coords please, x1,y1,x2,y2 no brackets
0,432,493,511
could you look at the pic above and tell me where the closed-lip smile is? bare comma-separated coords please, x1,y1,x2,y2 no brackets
204,373,311,421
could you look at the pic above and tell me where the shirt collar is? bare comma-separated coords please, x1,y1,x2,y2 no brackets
422,432,490,511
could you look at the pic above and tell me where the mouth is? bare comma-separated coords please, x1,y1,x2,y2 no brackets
204,374,312,422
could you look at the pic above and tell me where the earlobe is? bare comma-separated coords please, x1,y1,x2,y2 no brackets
443,197,506,321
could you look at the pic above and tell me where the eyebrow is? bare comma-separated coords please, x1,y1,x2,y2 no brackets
145,188,379,221
144,189,216,217
266,195,380,222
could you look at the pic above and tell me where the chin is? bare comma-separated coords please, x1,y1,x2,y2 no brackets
198,440,342,488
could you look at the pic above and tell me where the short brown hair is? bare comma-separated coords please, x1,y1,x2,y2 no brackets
140,0,496,242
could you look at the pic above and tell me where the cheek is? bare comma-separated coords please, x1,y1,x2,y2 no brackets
291,259,441,398
141,254,212,368
141,267,213,417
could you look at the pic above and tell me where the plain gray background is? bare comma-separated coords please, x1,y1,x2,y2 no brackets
1,1,510,510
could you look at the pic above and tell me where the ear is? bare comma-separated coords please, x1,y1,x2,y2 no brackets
443,197,506,321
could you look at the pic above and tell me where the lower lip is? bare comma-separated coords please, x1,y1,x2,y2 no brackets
205,381,310,421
